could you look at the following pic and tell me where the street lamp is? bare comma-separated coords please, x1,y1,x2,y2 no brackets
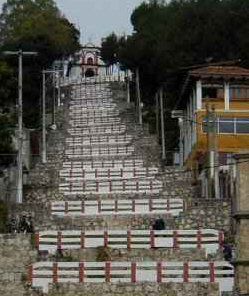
41,69,63,164
3,50,38,204
135,68,143,125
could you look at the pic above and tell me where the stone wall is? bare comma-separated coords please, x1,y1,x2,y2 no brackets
8,199,231,235
0,234,36,296
52,247,209,262
46,283,219,296
233,155,249,294
177,201,231,233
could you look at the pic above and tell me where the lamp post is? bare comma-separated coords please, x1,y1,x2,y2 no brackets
41,69,63,164
159,87,166,161
135,68,143,125
3,50,38,204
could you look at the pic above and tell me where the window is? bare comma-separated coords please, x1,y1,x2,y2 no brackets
202,117,249,134
87,57,94,65
219,118,234,134
202,87,218,99
230,88,249,99
236,119,249,134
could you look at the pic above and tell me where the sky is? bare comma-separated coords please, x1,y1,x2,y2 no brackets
0,0,146,45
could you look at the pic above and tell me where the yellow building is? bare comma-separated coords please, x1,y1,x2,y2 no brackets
176,66,249,198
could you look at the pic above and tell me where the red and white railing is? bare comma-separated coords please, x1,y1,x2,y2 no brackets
71,95,112,101
69,102,115,110
36,229,223,255
72,88,112,100
66,134,132,144
69,110,119,118
51,198,182,216
63,74,126,87
59,178,162,195
59,167,158,181
62,159,144,170
66,138,131,147
29,261,234,293
69,117,121,127
69,100,115,108
71,83,110,89
67,125,126,136
70,100,114,108
65,145,134,158
71,94,112,100
69,103,115,110
69,112,119,120
70,103,114,109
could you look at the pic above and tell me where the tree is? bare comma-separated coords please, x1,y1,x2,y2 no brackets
103,0,249,152
0,61,16,109
0,113,16,166
0,0,81,128
101,33,119,66
0,0,81,165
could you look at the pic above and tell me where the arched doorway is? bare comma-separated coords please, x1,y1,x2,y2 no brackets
87,57,94,65
85,68,95,77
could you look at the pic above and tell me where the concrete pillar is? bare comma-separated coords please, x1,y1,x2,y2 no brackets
224,81,230,110
196,80,202,110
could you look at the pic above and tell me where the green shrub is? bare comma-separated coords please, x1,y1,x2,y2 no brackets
0,201,8,233
96,246,111,261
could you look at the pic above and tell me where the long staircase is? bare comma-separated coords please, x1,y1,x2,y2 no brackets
29,78,234,295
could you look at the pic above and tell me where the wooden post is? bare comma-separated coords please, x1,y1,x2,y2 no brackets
79,262,85,283
131,262,137,283
157,262,162,283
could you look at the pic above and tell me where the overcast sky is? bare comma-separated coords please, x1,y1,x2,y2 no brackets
0,0,146,45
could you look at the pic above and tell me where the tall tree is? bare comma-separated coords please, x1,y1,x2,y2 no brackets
0,0,81,127
101,33,119,66
0,0,81,165
104,0,249,151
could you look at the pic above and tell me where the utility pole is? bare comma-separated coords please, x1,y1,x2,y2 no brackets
159,87,166,161
155,91,159,137
52,66,56,125
3,50,38,204
42,70,47,164
135,68,142,125
206,104,219,199
57,72,61,107
126,75,130,104
41,69,63,164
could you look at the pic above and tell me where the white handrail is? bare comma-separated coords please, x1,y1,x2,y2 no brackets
29,261,234,293
59,167,158,181
59,178,162,195
62,159,144,169
51,198,183,216
36,229,224,255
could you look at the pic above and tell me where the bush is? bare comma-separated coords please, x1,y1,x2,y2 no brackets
0,201,8,232
96,246,111,261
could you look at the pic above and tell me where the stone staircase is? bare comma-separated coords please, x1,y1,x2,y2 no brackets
25,79,233,295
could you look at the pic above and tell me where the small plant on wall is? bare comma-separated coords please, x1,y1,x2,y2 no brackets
96,246,111,261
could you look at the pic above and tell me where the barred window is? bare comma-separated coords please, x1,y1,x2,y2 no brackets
202,118,249,134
